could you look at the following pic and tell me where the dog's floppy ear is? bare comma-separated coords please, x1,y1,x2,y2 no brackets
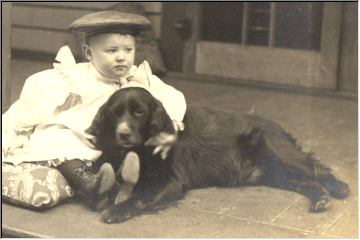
148,99,175,138
85,102,111,148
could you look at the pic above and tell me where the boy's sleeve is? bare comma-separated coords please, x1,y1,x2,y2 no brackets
2,70,70,148
148,74,187,124
131,61,187,124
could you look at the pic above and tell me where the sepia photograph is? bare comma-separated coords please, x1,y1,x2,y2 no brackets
1,1,358,238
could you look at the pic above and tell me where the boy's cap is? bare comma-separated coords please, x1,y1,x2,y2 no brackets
69,11,151,37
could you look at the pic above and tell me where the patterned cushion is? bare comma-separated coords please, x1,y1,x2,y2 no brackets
2,162,74,210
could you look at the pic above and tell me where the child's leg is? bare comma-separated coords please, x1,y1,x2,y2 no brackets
57,159,115,196
113,152,140,204
118,152,140,184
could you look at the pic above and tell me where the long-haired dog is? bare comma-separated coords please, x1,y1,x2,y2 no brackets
86,87,349,224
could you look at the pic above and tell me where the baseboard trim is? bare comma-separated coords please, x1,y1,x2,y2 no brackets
166,72,357,101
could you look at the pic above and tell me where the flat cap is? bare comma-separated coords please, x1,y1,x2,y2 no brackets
69,11,151,36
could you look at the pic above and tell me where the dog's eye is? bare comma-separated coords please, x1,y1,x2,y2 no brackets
134,109,145,117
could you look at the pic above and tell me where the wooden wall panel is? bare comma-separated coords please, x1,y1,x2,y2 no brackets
12,28,81,56
11,2,164,55
12,5,93,31
196,42,320,87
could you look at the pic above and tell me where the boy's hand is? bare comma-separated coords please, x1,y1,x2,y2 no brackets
145,132,177,160
2,135,28,157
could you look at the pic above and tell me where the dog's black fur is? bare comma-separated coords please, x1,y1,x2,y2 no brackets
87,87,350,224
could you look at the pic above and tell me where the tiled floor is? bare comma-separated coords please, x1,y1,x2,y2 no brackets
2,59,358,238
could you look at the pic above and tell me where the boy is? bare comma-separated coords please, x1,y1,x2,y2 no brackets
2,11,186,208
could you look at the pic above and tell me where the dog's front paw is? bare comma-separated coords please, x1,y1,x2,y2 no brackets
101,205,132,224
310,196,331,213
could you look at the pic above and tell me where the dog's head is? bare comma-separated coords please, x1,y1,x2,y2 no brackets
86,87,175,150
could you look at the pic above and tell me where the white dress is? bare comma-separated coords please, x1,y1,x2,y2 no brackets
2,46,186,165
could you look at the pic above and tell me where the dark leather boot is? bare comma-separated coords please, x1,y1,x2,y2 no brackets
58,159,115,196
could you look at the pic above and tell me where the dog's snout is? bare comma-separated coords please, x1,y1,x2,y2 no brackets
118,132,131,141
116,122,132,140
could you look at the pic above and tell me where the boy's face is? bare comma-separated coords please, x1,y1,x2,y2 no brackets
83,33,135,79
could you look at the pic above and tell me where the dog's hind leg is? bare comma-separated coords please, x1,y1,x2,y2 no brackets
249,116,349,199
263,136,350,200
239,117,314,179
261,166,331,213
287,179,331,213
255,145,332,212
318,172,349,199
237,135,331,212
